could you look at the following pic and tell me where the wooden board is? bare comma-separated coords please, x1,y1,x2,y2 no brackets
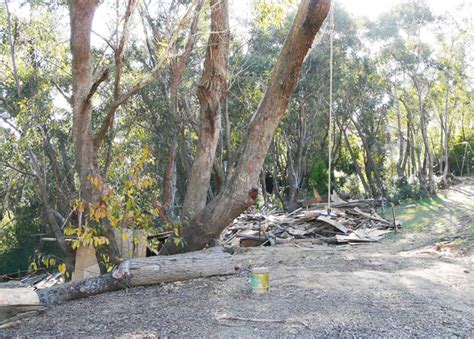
317,216,349,234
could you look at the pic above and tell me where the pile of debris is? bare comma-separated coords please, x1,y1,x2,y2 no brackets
220,199,398,247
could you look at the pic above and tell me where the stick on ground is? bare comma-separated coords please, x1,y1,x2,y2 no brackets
216,314,311,329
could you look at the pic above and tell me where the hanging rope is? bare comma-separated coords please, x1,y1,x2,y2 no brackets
327,4,334,215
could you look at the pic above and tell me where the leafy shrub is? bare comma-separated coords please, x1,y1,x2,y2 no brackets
341,173,364,199
449,136,473,176
308,158,328,195
388,175,422,203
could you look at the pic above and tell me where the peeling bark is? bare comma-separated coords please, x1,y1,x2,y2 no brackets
183,0,230,220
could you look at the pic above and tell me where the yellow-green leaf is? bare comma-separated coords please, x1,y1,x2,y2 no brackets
58,263,66,274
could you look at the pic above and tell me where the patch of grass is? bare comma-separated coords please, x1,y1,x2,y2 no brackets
395,196,444,231
394,194,471,234
381,185,474,253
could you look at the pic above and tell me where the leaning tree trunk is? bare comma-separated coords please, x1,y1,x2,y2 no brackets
340,125,370,196
162,0,204,216
182,0,230,221
167,0,330,253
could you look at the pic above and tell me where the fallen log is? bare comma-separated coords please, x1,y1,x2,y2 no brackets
0,247,239,306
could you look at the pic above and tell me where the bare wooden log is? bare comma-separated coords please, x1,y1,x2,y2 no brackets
0,248,239,306
0,288,40,307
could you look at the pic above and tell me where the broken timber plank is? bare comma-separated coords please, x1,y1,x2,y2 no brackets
331,192,347,204
355,229,392,241
352,207,390,225
336,234,374,243
317,216,349,234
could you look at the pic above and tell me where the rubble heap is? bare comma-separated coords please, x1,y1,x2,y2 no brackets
220,200,398,247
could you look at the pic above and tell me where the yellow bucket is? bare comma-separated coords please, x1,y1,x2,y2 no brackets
250,267,269,293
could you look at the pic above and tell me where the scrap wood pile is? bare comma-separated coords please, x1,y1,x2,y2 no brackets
220,198,399,247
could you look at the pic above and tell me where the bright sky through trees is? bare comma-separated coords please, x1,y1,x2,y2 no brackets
338,0,471,18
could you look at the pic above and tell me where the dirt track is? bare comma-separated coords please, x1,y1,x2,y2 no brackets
2,183,473,337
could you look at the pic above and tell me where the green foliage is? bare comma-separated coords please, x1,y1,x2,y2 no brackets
308,158,328,196
449,135,474,176
63,147,181,270
0,201,61,276
341,173,363,199
387,175,425,204
252,0,295,30
0,0,473,276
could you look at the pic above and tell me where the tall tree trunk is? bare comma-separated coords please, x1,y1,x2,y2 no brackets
417,91,435,194
182,0,230,221
340,125,370,196
69,0,121,270
409,127,417,176
162,137,178,216
350,116,385,197
440,80,450,187
395,95,404,177
284,99,308,211
69,0,99,202
168,0,330,253
402,140,410,176
5,0,21,99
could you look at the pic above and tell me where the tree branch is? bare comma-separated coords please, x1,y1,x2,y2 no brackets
0,94,18,116
93,0,199,150
52,81,72,105
0,160,36,177
5,0,22,98
85,67,111,103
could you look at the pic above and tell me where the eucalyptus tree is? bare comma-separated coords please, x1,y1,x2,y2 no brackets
430,11,473,186
369,0,438,195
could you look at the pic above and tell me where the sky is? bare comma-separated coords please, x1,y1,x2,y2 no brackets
337,0,472,19
7,0,472,37
87,0,474,38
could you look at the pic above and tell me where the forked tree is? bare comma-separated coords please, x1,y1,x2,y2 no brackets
68,0,330,257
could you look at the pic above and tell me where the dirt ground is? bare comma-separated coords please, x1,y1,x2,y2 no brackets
2,181,473,338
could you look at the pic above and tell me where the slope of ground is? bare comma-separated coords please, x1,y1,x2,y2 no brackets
2,180,473,337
